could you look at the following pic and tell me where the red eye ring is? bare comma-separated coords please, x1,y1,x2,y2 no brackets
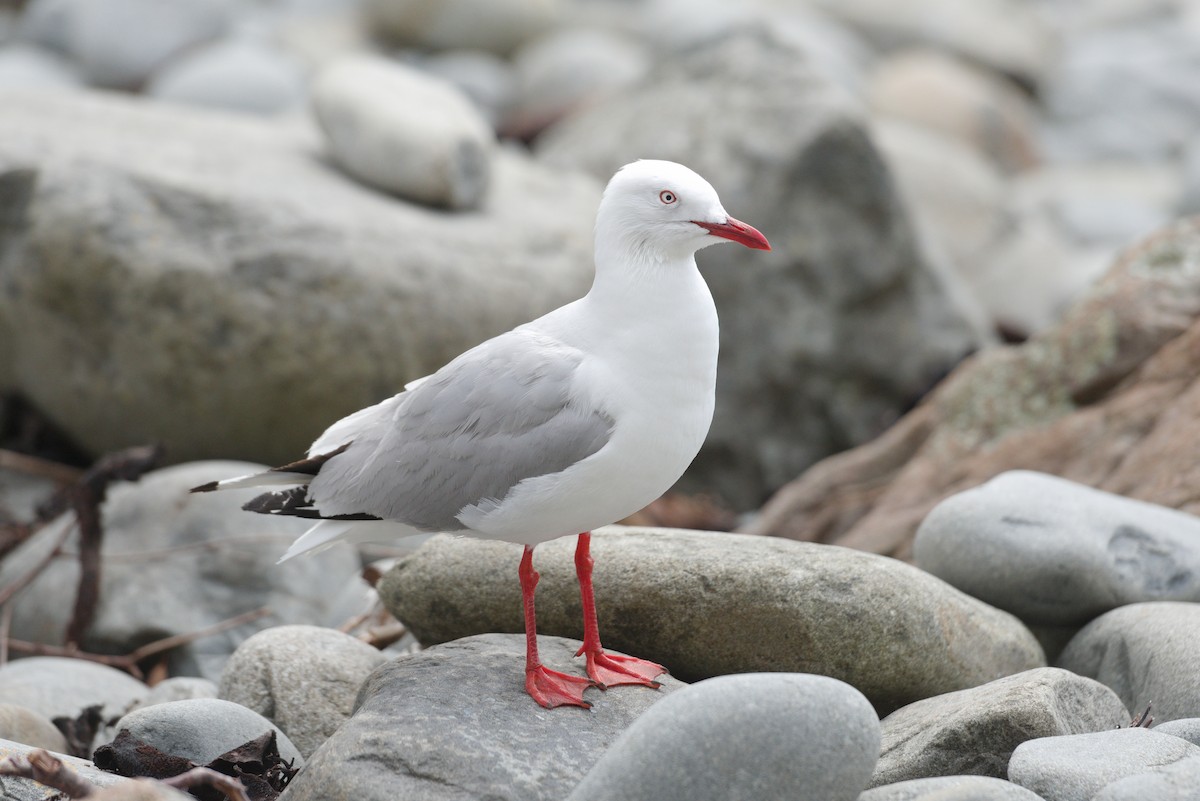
659,190,677,204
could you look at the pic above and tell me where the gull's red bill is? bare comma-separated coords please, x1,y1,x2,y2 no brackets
694,216,771,251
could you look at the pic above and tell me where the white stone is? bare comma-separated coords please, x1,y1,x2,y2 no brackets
147,38,306,115
312,54,495,209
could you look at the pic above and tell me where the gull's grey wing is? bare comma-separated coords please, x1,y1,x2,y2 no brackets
306,329,614,530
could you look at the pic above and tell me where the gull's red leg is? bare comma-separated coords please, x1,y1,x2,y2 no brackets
520,544,594,708
574,532,666,689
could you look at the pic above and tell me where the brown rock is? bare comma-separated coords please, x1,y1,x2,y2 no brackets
745,217,1200,559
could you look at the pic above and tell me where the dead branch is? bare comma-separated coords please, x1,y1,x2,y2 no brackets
65,445,164,647
362,621,408,650
1130,702,1153,728
5,606,271,681
162,767,251,801
0,748,97,798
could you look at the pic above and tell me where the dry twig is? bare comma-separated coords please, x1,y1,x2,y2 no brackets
4,606,270,680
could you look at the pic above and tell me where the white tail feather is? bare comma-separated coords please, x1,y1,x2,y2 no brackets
208,471,312,492
277,519,427,563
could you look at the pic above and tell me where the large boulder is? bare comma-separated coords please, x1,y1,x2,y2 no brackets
0,88,599,467
537,25,988,509
279,634,686,801
379,527,1044,714
747,217,1200,558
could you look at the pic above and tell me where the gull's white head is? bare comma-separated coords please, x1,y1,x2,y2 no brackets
595,159,771,264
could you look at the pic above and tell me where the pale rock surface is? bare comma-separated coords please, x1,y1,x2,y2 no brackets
380,528,1044,714
1057,602,1200,724
219,625,387,758
569,674,880,801
311,54,494,209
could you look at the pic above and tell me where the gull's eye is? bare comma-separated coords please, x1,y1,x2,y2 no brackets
659,190,677,205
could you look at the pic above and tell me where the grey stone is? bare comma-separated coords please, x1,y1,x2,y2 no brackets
0,463,360,681
859,776,1046,801
14,0,75,53
867,48,1039,174
1007,728,1200,801
568,673,880,801
0,704,68,752
0,658,148,723
504,27,649,138
1010,162,1179,250
0,43,82,89
914,472,1200,626
311,54,494,209
1058,602,1200,724
1153,718,1200,747
146,38,306,115
0,88,598,468
279,633,684,801
420,49,515,127
380,528,1045,714
870,668,1128,787
134,678,219,709
1041,18,1200,163
1092,755,1200,801
111,698,303,767
0,737,128,800
65,0,233,89
362,0,559,55
808,0,1054,87
538,25,988,509
871,119,1008,291
218,625,387,758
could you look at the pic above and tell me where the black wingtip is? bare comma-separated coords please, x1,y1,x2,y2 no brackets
190,481,219,493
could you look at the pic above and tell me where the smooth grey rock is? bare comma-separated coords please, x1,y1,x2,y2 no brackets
279,633,684,801
504,27,648,138
380,528,1045,714
111,698,303,767
867,48,1039,174
0,463,359,681
66,0,233,89
0,737,128,800
808,0,1053,86
1010,162,1179,250
1041,18,1200,163
0,704,68,752
362,0,559,55
146,38,306,114
538,25,988,508
1007,728,1200,801
871,119,1008,293
15,0,73,53
420,49,515,127
0,43,82,89
219,625,387,758
0,658,148,723
860,775,1046,801
1093,755,1200,801
134,678,218,709
1153,718,1200,747
311,54,494,209
0,88,598,468
914,472,1200,626
870,668,1127,787
1058,602,1200,724
569,673,880,801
